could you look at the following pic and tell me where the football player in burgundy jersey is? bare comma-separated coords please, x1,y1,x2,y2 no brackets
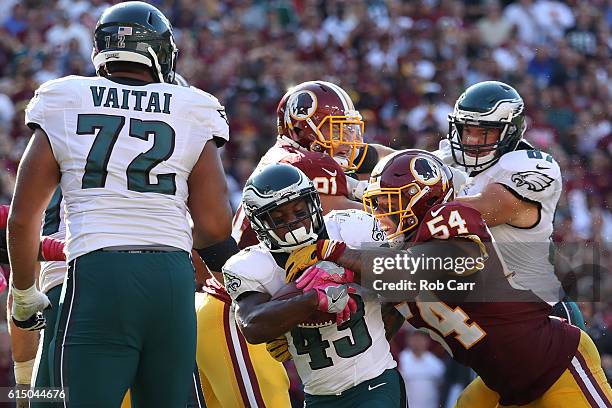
287,150,611,407
232,80,394,249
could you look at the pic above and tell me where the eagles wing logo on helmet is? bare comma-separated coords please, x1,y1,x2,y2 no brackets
410,157,441,185
511,171,554,192
223,272,242,293
288,90,317,120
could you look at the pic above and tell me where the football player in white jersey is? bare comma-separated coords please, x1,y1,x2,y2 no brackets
222,163,406,407
8,2,232,406
442,80,584,323
436,80,586,406
8,188,133,408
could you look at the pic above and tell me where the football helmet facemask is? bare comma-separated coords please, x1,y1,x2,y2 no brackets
448,81,526,173
92,1,178,83
242,164,325,252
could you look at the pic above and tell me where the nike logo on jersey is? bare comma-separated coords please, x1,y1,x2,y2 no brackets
322,168,337,177
535,164,550,170
430,207,444,218
368,382,386,391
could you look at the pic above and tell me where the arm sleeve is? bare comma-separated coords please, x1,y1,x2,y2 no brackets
195,236,239,272
24,86,46,131
355,146,379,174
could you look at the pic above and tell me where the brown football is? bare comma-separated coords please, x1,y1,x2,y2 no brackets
271,281,335,328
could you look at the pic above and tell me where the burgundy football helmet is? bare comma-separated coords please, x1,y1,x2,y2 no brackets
277,80,366,171
362,150,454,241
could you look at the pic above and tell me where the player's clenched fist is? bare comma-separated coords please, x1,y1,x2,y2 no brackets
285,240,347,282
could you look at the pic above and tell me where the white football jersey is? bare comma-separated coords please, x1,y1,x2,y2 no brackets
458,149,563,303
25,76,229,261
39,187,66,294
223,209,395,395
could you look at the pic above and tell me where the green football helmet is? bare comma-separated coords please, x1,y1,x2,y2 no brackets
448,81,526,172
242,164,324,252
91,1,177,83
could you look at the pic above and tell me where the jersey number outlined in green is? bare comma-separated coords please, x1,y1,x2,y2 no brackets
77,114,176,195
291,297,373,370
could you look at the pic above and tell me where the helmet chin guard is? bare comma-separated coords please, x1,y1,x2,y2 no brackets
268,225,319,252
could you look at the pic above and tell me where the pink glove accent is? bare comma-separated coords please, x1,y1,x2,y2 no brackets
0,271,6,294
336,295,357,325
296,264,354,291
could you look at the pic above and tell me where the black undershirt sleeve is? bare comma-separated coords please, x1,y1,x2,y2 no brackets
355,146,380,174
195,236,240,272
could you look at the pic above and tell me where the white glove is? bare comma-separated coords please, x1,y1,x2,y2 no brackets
346,176,369,201
11,284,50,331
432,138,454,165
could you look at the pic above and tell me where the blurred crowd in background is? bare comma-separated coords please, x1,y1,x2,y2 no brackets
0,0,609,406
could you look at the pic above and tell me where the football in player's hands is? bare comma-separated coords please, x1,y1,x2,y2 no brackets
272,261,357,328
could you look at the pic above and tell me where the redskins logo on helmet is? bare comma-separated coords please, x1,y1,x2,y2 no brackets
288,90,318,121
410,157,441,186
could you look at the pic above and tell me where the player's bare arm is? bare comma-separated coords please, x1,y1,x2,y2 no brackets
8,129,60,289
188,140,233,248
457,182,539,228
235,290,318,344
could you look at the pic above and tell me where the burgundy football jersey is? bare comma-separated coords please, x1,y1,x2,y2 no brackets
232,138,349,249
405,202,580,405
